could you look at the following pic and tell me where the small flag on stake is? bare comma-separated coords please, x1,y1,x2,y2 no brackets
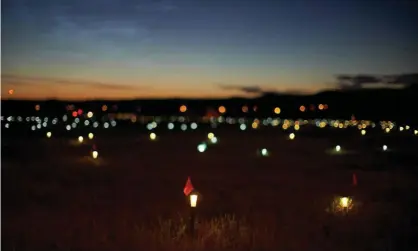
183,177,194,196
352,173,357,186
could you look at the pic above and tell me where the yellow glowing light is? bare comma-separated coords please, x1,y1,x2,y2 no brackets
87,111,93,118
150,132,157,140
414,130,418,135
385,128,390,133
361,129,366,136
274,107,281,114
289,133,295,140
282,124,288,130
399,126,404,131
207,132,214,139
190,194,198,208
218,106,226,114
294,124,300,131
92,151,98,159
340,197,349,208
88,133,94,139
46,132,52,138
252,122,258,129
180,105,187,113
78,136,84,143
335,145,341,152
405,125,410,130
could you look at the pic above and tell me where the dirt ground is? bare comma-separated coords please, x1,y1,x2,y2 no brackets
2,125,418,251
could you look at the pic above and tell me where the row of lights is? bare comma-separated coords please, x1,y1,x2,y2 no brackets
179,104,329,114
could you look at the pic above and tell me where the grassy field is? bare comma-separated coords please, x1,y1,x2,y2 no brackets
2,126,418,251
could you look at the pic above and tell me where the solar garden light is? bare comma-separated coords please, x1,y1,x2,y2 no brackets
46,131,52,138
149,132,157,140
189,192,199,238
88,132,94,139
92,150,99,159
335,145,341,152
78,136,84,143
258,148,269,157
338,196,352,214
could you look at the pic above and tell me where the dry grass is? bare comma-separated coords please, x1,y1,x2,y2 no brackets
2,128,418,250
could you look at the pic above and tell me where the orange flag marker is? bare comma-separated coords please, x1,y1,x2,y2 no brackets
183,177,194,196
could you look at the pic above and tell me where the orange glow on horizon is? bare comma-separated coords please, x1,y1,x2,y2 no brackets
1,74,331,100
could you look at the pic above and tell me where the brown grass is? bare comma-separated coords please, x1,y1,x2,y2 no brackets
2,128,418,250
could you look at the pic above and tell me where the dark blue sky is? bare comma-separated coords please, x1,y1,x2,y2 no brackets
2,0,418,99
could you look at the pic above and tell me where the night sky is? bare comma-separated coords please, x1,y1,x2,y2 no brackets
2,0,417,100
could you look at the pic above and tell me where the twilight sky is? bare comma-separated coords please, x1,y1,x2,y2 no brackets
2,0,418,100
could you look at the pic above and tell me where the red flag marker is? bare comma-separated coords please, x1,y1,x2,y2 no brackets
183,177,194,196
352,173,357,186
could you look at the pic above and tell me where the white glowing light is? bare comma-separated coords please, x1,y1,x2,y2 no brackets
190,194,198,208
46,132,52,138
382,145,387,151
92,151,98,159
335,145,341,152
289,133,295,140
361,129,366,136
197,143,207,153
261,148,268,156
210,136,218,144
88,133,94,139
78,136,84,143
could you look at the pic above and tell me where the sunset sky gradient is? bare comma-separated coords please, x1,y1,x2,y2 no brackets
2,0,417,100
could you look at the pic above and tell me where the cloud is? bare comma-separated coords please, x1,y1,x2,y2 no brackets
386,73,418,86
335,73,418,90
218,84,264,94
1,74,145,90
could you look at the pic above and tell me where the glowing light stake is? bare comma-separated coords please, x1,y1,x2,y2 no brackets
78,136,84,143
337,196,353,214
210,136,218,144
361,129,366,136
189,192,199,237
88,133,94,140
190,194,198,208
289,133,295,140
382,145,388,151
335,145,341,152
92,150,99,159
46,132,52,138
261,148,269,156
414,130,418,135
150,132,157,140
340,197,349,208
197,143,207,153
